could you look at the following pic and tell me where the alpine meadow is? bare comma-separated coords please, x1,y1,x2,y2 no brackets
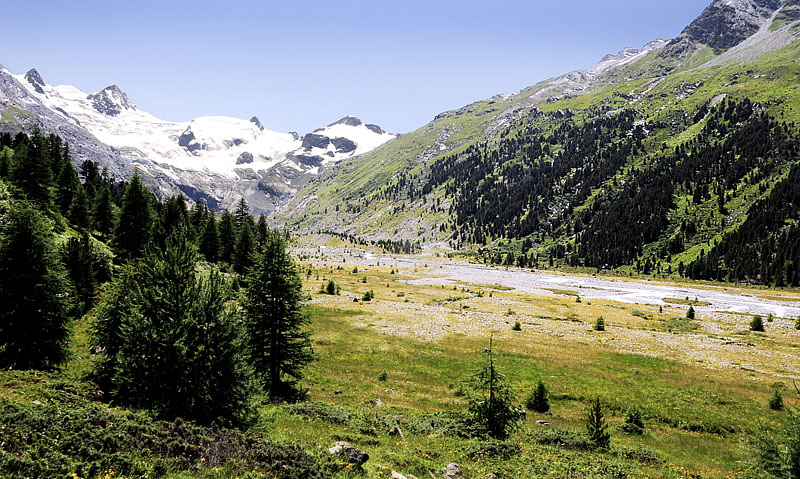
5,1,800,478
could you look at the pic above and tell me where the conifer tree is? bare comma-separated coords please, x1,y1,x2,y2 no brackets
190,199,207,235
525,378,550,413
200,213,220,263
464,336,520,439
587,398,611,449
92,183,114,238
243,231,313,400
234,221,255,275
256,214,269,247
114,174,153,259
55,158,79,215
68,184,91,230
10,132,53,208
0,146,12,178
234,198,252,231
94,232,253,424
62,234,109,315
218,210,237,264
0,193,70,369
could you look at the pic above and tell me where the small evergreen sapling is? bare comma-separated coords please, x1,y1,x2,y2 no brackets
686,305,695,320
621,407,645,435
594,316,606,331
750,315,765,332
769,389,784,411
525,379,550,413
587,397,611,449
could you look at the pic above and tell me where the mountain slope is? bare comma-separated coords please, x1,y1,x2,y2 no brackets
0,68,396,213
276,0,800,283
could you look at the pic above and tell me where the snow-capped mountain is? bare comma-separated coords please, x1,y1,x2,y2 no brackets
0,67,397,213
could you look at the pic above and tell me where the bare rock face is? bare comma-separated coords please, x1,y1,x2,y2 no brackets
661,0,785,58
24,69,45,94
87,85,136,116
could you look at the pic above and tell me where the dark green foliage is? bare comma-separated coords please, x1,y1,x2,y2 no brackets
10,131,53,208
796,317,800,331
0,384,331,479
0,196,70,369
749,418,800,479
686,305,695,320
92,233,253,424
362,289,374,301
55,154,79,215
463,338,520,439
465,439,522,460
67,184,91,230
90,266,136,391
256,213,269,247
0,146,12,179
234,221,255,275
92,183,114,237
586,398,611,449
620,407,646,435
525,378,550,413
378,370,388,382
234,197,253,231
200,213,220,263
594,316,606,331
61,234,111,316
511,320,522,331
769,390,784,411
160,195,190,242
243,231,314,400
114,175,154,259
751,315,766,332
218,210,236,263
324,279,339,295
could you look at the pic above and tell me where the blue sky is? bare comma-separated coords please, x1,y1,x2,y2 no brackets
2,1,707,134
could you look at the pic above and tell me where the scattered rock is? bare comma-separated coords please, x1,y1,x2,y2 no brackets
536,419,550,426
443,463,464,479
334,390,343,395
236,152,254,164
328,441,369,467
32,400,42,405
484,474,498,479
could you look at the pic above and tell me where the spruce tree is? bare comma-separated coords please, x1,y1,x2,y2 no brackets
256,214,269,247
10,132,53,208
0,195,70,369
68,184,91,230
94,232,253,424
114,174,153,259
464,336,520,439
234,221,255,275
55,156,79,215
200,213,220,263
587,398,611,449
525,378,550,413
243,231,313,400
218,210,237,264
0,146,12,179
92,183,114,238
234,198,252,231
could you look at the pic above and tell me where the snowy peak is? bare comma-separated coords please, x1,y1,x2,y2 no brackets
591,40,667,73
294,116,397,167
24,69,46,94
327,115,363,128
87,85,135,116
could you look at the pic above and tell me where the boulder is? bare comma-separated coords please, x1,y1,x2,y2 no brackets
443,463,464,479
328,441,369,467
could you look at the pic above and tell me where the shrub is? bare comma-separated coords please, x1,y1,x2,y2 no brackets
362,290,374,301
750,315,765,332
530,428,592,450
769,389,784,411
511,320,522,331
324,280,339,295
586,398,611,449
620,407,645,435
525,379,550,413
466,439,522,460
686,305,695,319
615,445,664,465
795,317,800,330
594,316,606,331
378,370,388,382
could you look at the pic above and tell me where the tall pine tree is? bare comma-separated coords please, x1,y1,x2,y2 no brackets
114,174,154,259
0,191,71,369
243,231,313,400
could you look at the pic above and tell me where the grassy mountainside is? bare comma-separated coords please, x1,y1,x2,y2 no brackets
276,2,800,284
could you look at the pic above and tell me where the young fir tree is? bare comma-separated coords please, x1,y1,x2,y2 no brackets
525,378,550,413
587,398,611,449
234,197,253,231
243,231,313,400
218,210,237,264
55,157,79,215
190,199,207,235
114,174,154,259
93,231,253,424
464,336,520,439
0,194,71,369
751,315,765,332
61,234,109,316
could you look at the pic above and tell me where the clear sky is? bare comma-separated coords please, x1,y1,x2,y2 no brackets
2,0,708,134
